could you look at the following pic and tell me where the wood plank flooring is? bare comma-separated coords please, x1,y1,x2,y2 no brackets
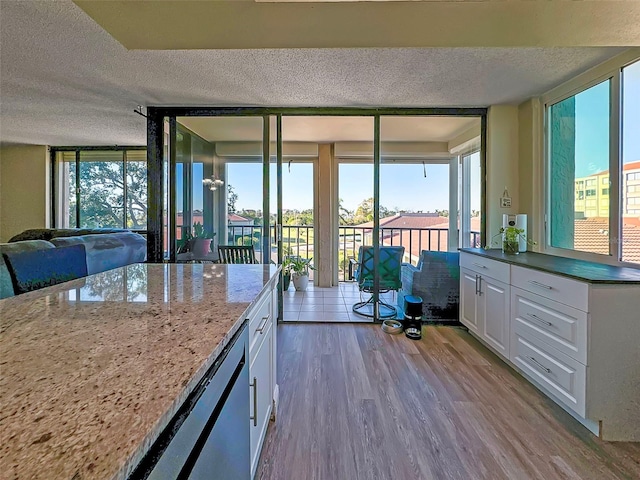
256,324,640,480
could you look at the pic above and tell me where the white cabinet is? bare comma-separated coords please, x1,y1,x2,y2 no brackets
249,320,273,477
460,269,480,333
479,276,510,357
247,283,278,479
460,254,510,359
460,250,640,441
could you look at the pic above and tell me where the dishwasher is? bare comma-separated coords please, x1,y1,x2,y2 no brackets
130,323,250,480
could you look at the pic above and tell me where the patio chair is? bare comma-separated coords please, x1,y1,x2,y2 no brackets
217,245,258,264
351,245,404,319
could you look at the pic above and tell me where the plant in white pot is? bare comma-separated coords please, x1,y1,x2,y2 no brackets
189,222,215,257
290,257,315,291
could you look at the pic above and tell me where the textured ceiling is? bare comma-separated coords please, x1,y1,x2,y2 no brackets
179,116,480,143
0,1,629,147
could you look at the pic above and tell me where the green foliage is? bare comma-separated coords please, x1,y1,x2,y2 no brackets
71,156,147,229
192,221,214,239
227,184,238,213
289,257,315,276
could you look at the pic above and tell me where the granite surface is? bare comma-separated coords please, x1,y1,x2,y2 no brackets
460,248,640,284
0,263,279,480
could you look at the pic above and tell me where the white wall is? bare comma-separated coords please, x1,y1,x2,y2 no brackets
0,145,50,242
486,105,520,245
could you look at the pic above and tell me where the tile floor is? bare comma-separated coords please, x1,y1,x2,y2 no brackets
282,281,399,322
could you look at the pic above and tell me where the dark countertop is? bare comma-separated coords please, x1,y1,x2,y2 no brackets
459,248,640,284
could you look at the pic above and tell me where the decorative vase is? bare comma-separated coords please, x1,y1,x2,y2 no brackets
190,238,212,257
282,274,291,291
502,237,519,255
292,273,309,291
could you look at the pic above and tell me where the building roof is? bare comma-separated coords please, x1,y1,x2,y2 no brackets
228,213,251,222
356,213,450,230
573,217,640,264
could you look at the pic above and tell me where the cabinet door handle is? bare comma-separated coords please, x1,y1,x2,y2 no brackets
250,377,258,427
477,276,482,296
527,313,553,327
528,280,553,290
256,315,270,334
527,356,551,374
475,275,479,295
473,262,487,269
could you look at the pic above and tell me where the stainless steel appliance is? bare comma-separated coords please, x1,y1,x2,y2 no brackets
130,324,250,480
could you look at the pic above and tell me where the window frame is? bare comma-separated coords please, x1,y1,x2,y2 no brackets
51,146,147,233
541,50,640,267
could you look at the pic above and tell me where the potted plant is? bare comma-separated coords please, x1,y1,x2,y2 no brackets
189,222,215,257
290,257,315,291
490,226,535,254
281,256,294,291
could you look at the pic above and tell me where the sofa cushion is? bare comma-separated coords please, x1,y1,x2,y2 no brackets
2,244,88,295
9,228,130,242
50,232,146,275
0,240,56,299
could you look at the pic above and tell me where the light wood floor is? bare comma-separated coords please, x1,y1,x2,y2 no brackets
256,324,640,480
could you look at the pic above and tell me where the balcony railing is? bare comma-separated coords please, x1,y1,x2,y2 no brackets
227,224,480,280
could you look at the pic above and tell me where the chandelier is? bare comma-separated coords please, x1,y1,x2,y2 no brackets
203,174,224,191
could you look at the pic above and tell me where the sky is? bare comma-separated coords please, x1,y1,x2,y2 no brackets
225,161,467,214
574,59,639,177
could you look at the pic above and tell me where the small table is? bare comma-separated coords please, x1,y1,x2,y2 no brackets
175,251,219,263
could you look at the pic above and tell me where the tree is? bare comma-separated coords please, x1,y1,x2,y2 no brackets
338,198,353,225
352,197,396,225
71,158,147,229
227,184,238,213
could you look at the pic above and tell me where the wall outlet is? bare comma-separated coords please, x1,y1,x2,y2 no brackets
500,197,512,208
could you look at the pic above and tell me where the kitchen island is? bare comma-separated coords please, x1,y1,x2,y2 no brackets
0,263,279,479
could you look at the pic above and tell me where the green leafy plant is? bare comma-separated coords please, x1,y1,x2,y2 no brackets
490,226,536,254
177,222,215,254
281,256,295,275
192,221,214,239
289,257,315,276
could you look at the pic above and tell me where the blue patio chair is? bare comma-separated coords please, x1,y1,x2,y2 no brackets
352,245,404,319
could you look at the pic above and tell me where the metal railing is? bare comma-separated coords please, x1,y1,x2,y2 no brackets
227,224,480,280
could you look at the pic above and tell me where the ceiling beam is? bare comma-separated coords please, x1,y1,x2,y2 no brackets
74,0,640,50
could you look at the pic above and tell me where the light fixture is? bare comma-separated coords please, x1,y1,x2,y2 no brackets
203,175,224,191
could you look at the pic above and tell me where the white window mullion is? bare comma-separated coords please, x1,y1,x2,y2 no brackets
610,71,622,260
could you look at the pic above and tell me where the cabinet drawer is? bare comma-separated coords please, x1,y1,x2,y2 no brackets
511,265,588,312
460,252,510,283
248,293,272,356
512,333,586,417
512,287,588,364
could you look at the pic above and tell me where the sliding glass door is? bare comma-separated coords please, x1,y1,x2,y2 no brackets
147,107,486,322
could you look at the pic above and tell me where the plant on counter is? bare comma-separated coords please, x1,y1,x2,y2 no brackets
489,226,536,255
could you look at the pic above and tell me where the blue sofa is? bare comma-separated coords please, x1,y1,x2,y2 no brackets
398,250,460,323
0,230,146,299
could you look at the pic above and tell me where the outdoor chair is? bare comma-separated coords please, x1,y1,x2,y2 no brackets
351,245,404,318
217,245,258,264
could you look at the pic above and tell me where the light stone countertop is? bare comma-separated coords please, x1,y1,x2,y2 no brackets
0,263,280,480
